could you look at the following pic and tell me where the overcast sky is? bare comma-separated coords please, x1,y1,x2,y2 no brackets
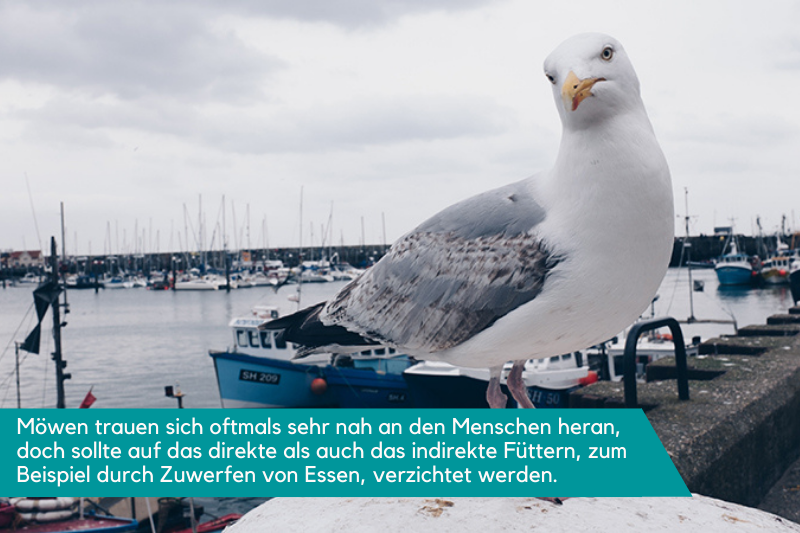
2,0,799,256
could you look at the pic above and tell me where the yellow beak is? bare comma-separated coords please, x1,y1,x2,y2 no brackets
561,71,604,112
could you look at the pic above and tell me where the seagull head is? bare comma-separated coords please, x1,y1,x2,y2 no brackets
543,33,643,127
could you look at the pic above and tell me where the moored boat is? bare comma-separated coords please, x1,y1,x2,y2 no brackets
790,258,800,305
324,355,414,408
210,305,347,408
403,354,594,408
3,498,137,533
761,247,793,285
714,237,756,286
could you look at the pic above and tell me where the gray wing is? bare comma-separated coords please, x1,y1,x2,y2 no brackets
323,178,562,353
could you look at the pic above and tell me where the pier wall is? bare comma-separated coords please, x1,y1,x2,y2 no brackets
571,309,800,510
2,233,790,280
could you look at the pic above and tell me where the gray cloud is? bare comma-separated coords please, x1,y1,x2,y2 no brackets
0,2,280,102
11,94,515,154
186,0,503,28
208,96,516,154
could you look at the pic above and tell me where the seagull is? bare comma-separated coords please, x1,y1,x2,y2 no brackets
262,33,674,408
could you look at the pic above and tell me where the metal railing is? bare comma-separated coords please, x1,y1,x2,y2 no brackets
624,317,690,408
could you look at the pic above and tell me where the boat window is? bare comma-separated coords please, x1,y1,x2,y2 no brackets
236,330,248,347
361,350,372,355
260,331,272,349
388,348,396,354
374,348,386,355
550,355,560,362
248,330,260,348
275,335,287,349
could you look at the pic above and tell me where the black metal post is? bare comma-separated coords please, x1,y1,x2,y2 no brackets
623,316,690,408
50,237,70,408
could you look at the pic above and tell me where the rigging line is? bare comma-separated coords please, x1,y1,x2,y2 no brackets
0,307,39,408
0,301,36,366
0,348,34,407
0,350,32,387
664,244,687,316
25,172,44,255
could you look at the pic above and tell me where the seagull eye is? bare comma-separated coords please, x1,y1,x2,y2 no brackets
601,46,614,61
545,73,556,85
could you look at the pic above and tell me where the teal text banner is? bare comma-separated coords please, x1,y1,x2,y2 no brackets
2,409,689,497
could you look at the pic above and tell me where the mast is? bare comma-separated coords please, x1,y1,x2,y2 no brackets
60,203,69,309
223,195,230,292
296,186,303,309
50,237,70,408
684,188,696,323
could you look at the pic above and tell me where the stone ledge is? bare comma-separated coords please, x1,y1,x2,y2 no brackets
569,314,800,507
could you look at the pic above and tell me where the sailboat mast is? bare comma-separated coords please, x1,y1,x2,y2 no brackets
296,187,304,309
50,237,69,408
684,188,696,322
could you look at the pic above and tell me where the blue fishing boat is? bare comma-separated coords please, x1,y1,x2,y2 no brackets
209,306,403,408
324,357,413,408
210,305,597,409
210,350,337,408
715,236,756,286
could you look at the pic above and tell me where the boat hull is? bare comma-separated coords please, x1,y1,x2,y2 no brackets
715,266,753,286
791,269,800,305
13,515,137,533
210,351,336,408
402,372,515,408
325,365,412,408
761,268,789,285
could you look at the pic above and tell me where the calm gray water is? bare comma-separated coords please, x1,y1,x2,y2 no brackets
0,280,337,409
0,268,795,410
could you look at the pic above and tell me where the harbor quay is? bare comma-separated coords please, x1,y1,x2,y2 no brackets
570,306,800,521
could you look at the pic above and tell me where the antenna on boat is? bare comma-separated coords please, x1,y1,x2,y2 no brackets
296,186,304,310
684,188,696,323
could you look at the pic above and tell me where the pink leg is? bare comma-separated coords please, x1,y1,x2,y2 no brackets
508,360,535,408
486,366,508,408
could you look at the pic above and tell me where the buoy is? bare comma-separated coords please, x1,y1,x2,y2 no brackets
578,371,599,386
310,377,328,395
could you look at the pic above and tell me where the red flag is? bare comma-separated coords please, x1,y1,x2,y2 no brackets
79,388,96,409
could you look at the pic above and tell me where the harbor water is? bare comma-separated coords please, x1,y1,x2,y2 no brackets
0,268,792,408
0,267,795,411
0,267,796,519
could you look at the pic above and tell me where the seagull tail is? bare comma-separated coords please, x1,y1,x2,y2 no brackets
259,302,378,357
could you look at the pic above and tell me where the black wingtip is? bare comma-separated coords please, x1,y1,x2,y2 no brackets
259,302,378,351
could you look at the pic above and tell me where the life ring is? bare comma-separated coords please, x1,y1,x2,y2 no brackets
18,509,75,522
11,497,76,511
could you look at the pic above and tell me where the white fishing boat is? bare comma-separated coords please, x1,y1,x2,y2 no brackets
761,244,794,285
589,332,702,382
103,275,135,289
173,274,232,290
403,354,595,408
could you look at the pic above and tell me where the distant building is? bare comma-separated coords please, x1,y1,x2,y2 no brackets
5,250,44,268
714,226,733,236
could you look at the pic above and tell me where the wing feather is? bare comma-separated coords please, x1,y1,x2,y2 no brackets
323,178,561,353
